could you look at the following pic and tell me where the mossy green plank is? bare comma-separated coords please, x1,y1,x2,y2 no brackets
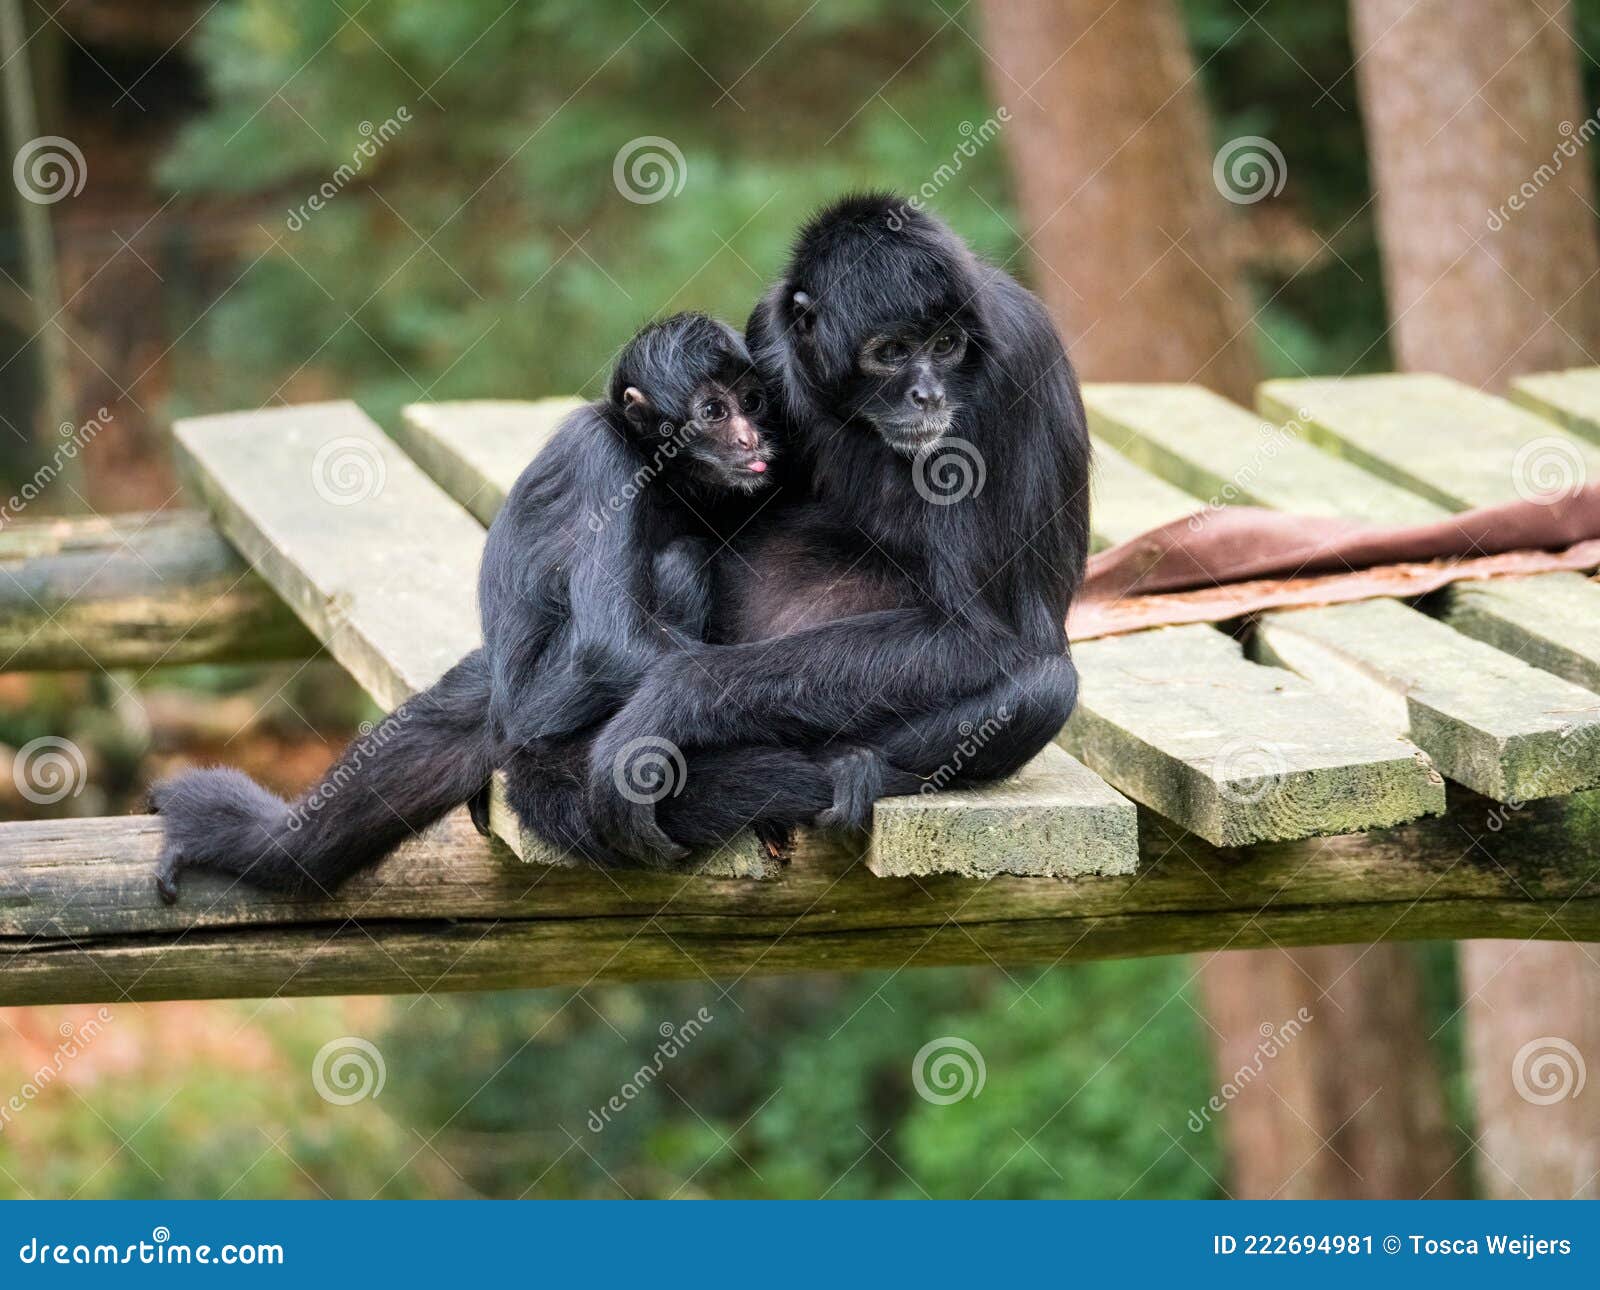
1257,372,1600,511
174,401,486,712
1064,625,1444,848
1441,573,1600,693
397,398,583,524
1510,368,1600,445
869,743,1137,878
1089,441,1204,549
400,401,1141,878
1085,382,1444,525
1254,599,1600,801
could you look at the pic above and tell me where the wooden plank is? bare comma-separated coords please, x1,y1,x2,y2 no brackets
1089,441,1202,548
1064,625,1443,846
1509,367,1600,445
175,402,485,711
1256,372,1600,691
3,791,1595,1004
1087,381,1600,802
1257,372,1600,511
1254,600,1600,801
0,510,313,670
399,400,1143,877
868,743,1136,878
174,402,778,879
395,398,582,524
1441,573,1600,692
1086,382,1443,525
1084,416,1445,839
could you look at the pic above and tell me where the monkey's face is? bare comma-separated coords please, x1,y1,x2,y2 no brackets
848,323,969,454
677,378,777,493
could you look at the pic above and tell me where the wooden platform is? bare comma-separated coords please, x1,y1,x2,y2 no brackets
2,368,1599,1004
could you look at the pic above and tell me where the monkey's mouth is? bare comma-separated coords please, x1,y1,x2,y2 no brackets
877,411,954,455
724,453,775,488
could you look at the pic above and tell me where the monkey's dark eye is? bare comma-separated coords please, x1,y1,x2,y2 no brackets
742,390,765,415
699,399,729,422
932,331,959,357
875,341,909,365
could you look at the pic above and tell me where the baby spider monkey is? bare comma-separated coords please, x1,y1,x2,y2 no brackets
151,313,907,899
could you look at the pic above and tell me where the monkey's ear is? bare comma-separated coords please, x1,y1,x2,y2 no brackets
621,386,652,429
790,290,816,336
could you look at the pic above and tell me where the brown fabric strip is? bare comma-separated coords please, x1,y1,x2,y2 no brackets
1069,540,1600,640
1071,482,1600,640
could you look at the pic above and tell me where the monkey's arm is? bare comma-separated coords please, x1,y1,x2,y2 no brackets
651,536,714,643
586,608,1046,859
483,495,673,754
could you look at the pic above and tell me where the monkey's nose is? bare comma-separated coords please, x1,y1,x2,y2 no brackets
734,426,757,451
909,385,945,411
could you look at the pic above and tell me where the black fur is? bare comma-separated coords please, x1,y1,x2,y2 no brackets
585,194,1091,859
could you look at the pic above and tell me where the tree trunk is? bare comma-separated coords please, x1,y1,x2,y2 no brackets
1352,0,1600,1200
976,0,1256,402
978,0,1459,1199
1353,0,1600,387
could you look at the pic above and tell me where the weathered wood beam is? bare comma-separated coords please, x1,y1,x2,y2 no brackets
2,789,1595,1005
0,510,314,670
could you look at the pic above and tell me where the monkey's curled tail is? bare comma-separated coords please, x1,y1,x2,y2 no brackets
151,650,493,902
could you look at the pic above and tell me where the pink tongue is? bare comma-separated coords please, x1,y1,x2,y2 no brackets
749,461,767,473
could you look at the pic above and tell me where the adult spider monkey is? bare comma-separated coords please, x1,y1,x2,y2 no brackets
586,194,1091,862
152,313,899,899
